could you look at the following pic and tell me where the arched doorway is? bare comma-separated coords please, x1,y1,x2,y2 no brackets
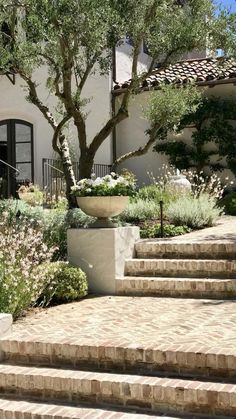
0,119,34,198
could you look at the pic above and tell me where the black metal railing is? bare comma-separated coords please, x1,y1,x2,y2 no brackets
0,159,20,198
42,158,112,202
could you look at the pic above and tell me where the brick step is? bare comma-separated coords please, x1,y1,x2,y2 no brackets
135,241,236,260
116,277,236,299
0,398,231,419
1,339,236,379
125,259,236,279
0,363,235,416
0,397,157,418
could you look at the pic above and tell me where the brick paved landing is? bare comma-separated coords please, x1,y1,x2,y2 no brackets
1,296,236,417
1,217,236,417
9,296,236,351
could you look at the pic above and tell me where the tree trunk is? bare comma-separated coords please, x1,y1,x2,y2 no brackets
61,158,76,208
78,151,94,180
58,135,76,208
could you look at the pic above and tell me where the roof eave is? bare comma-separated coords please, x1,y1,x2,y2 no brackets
112,77,236,96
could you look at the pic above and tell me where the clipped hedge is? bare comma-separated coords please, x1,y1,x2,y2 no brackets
40,261,88,305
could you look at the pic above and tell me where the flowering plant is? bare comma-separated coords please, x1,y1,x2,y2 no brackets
0,212,57,318
71,172,136,197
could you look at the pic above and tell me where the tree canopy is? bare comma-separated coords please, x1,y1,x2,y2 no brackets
0,0,235,201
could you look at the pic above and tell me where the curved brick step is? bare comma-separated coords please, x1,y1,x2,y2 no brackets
0,363,235,417
135,241,236,260
116,277,236,299
0,398,230,419
125,259,236,279
1,338,236,379
0,397,156,418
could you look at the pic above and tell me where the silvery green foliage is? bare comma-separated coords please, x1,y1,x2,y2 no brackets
166,193,222,229
144,84,201,133
119,198,160,223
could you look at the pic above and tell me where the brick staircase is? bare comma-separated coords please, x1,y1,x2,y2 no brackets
117,240,236,299
0,239,235,417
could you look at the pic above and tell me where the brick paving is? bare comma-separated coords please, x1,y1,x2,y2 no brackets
169,216,236,242
10,295,236,352
7,216,235,353
8,216,236,354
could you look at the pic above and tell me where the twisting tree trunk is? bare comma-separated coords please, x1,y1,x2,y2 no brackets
78,150,95,180
18,73,77,206
57,135,76,207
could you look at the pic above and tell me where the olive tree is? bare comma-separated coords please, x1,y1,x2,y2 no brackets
0,0,234,203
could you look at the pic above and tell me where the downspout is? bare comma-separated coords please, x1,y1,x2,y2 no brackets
111,46,117,169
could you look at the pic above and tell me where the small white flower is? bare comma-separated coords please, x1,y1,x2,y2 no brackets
93,177,102,186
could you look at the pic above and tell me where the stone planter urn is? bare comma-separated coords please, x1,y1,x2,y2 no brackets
77,196,129,228
167,170,191,194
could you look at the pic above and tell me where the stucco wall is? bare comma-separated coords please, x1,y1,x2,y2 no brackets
116,41,152,83
116,83,236,186
0,66,112,185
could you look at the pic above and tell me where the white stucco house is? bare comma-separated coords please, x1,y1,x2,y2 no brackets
0,39,236,198
114,54,236,186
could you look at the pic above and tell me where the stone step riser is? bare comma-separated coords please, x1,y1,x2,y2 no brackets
125,259,236,279
0,365,235,417
0,398,155,419
116,277,236,299
137,253,236,260
135,242,236,260
1,342,236,380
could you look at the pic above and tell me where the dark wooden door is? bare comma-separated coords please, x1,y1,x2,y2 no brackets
0,120,34,197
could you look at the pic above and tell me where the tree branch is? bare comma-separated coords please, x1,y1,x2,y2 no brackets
113,125,160,168
88,37,143,156
78,54,98,91
55,34,88,151
52,114,72,153
18,71,57,130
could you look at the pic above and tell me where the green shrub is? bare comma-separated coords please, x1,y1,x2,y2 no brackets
218,192,236,215
119,199,160,223
166,193,222,229
43,208,94,260
40,262,88,305
137,184,179,205
140,223,191,238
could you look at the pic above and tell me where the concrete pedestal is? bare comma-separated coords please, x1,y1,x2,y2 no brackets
67,227,140,294
0,314,12,337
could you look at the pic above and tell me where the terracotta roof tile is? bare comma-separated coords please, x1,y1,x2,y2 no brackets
113,57,236,91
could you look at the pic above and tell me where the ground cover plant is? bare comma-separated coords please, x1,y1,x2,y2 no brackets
140,223,191,238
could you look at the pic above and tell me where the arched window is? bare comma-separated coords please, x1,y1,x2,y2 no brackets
0,119,34,197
